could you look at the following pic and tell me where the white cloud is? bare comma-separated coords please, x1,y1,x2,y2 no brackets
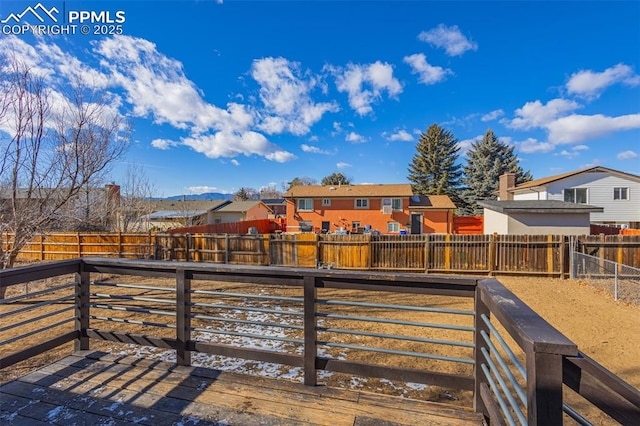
384,130,414,142
617,150,638,160
188,186,225,194
345,131,366,143
230,159,240,166
403,53,452,85
457,137,478,155
91,36,300,163
481,109,504,122
566,64,640,98
517,138,555,154
509,98,581,130
151,139,179,150
418,24,478,56
336,162,352,169
181,131,295,162
265,150,297,162
557,144,589,159
251,57,338,135
301,144,331,154
546,113,640,144
330,61,402,115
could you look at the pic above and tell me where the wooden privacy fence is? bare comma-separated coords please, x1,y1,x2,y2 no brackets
2,232,156,261
5,232,640,276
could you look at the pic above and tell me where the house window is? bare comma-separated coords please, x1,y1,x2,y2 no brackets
563,188,588,204
383,198,403,211
614,187,629,200
322,198,331,206
297,199,313,211
298,221,313,232
352,221,361,231
354,198,369,209
387,222,400,232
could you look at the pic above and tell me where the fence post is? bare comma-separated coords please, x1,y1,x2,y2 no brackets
473,285,490,421
614,264,619,301
489,233,498,275
526,350,565,425
303,275,317,386
40,235,45,261
74,263,90,351
77,232,82,257
185,233,191,262
176,267,191,366
547,235,554,275
445,234,451,270
224,234,229,264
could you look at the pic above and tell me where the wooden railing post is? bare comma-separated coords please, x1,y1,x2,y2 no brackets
176,267,191,366
74,264,90,351
473,285,490,420
526,350,565,425
303,275,317,386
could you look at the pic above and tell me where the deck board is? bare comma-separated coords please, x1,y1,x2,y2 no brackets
0,351,484,425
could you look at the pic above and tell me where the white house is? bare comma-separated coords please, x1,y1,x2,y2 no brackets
479,200,603,235
498,167,640,229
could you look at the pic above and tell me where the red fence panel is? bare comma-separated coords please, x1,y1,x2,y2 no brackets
169,219,285,235
453,216,483,235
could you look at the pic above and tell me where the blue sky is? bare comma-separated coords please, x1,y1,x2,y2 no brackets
1,1,639,197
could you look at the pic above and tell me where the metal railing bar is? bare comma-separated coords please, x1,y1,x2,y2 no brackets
0,295,75,320
89,293,175,305
481,347,527,425
0,318,74,346
88,315,176,329
480,363,518,426
191,290,303,303
481,314,526,380
0,306,74,333
93,281,176,293
562,403,592,426
0,283,75,304
480,330,527,405
191,302,304,317
317,299,474,316
89,304,175,318
317,341,475,364
316,327,474,348
191,313,303,331
190,326,304,345
317,312,474,332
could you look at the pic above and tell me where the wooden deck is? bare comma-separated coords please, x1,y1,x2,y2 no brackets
0,351,484,425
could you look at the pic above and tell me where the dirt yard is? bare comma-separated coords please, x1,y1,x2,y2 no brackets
497,276,640,390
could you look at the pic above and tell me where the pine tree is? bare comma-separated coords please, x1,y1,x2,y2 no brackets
321,172,352,186
407,124,462,201
459,130,532,215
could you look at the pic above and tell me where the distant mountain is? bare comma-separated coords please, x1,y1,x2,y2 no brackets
152,192,234,201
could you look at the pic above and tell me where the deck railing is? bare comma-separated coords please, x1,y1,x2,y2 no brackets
0,258,638,425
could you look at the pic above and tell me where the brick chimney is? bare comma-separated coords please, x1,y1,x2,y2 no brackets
499,173,515,201
105,183,121,208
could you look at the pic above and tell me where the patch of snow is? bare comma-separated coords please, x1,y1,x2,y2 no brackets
102,401,122,412
32,387,45,393
406,382,428,391
46,406,64,420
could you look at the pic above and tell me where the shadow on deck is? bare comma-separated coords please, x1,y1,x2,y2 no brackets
0,351,482,425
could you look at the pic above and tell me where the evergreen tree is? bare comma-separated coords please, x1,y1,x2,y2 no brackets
407,124,462,201
459,130,532,215
321,172,352,186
